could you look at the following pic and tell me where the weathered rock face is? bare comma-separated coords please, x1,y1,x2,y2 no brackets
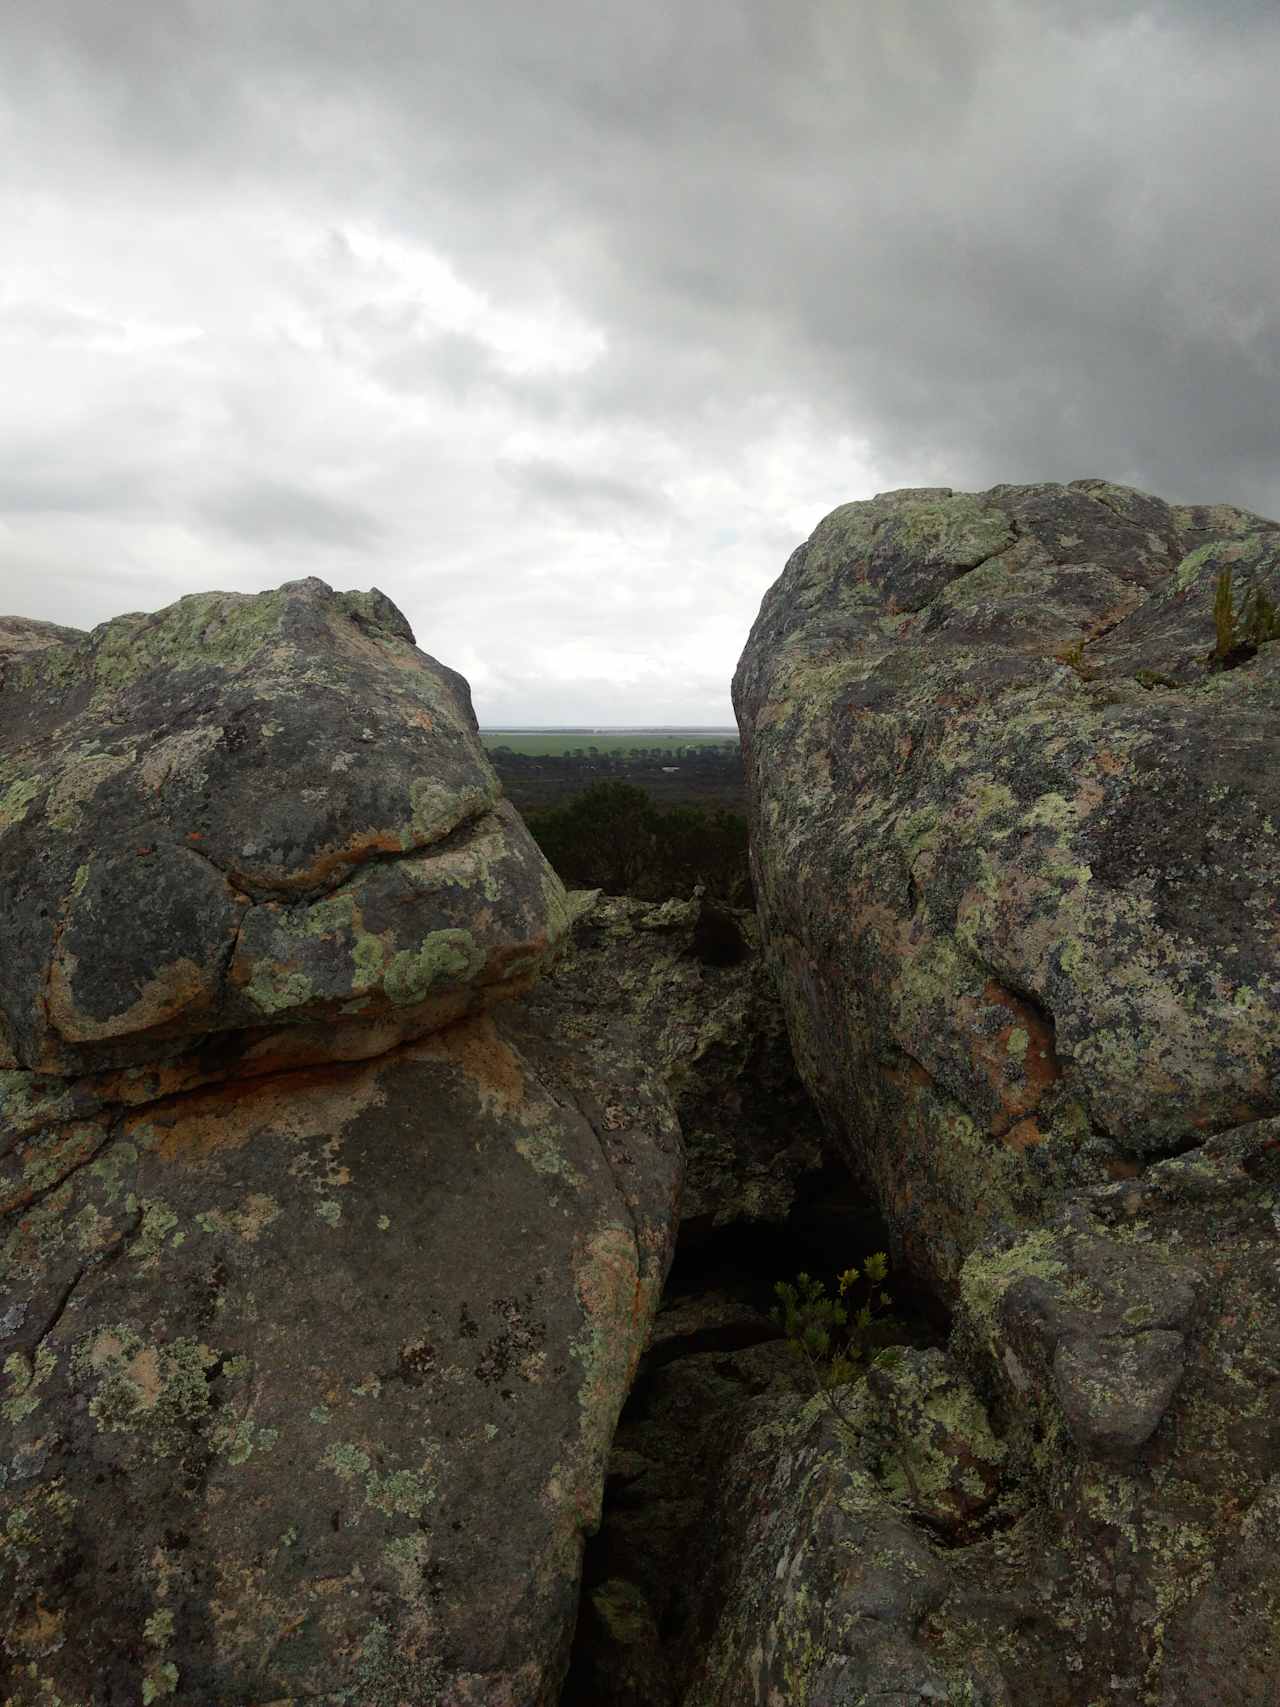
727,482,1280,1703
736,481,1280,1295
1,582,683,1705
2,1009,681,1706
542,891,826,1239
0,579,567,1077
679,1124,1280,1706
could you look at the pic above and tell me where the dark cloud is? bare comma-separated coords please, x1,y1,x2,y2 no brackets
1,0,1277,717
197,481,383,549
500,458,670,522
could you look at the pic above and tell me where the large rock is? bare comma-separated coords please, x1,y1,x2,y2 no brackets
1,581,683,1704
731,482,1280,1702
1,1004,681,1705
736,480,1280,1291
676,1124,1280,1706
0,579,567,1076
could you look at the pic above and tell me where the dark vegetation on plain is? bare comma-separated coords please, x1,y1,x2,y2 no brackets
524,779,752,905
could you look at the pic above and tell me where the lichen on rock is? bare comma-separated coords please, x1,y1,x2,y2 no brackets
728,479,1280,1704
0,580,682,1706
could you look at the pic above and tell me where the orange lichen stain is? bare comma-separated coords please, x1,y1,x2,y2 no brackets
139,1058,386,1167
229,828,406,896
966,979,1061,1138
94,1054,242,1110
1072,774,1106,818
48,951,217,1044
64,977,531,1125
85,1329,128,1371
126,1345,165,1408
1185,1095,1264,1133
414,1014,526,1116
570,1223,650,1513
9,1599,65,1658
483,935,551,980
1002,1117,1046,1153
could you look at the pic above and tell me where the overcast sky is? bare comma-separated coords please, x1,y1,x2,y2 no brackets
3,1,1277,723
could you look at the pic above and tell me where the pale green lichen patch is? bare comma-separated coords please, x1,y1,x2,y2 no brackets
1173,533,1271,592
129,1199,181,1269
72,1324,219,1457
323,1441,372,1481
44,751,134,831
2,1344,57,1425
244,964,315,1016
143,1609,175,1647
88,588,289,703
959,1231,1067,1342
0,776,41,833
382,1532,432,1597
408,776,493,845
140,1659,179,1702
211,1407,281,1466
884,493,1014,570
321,1442,436,1520
515,1123,587,1190
384,929,483,1006
366,1465,434,1519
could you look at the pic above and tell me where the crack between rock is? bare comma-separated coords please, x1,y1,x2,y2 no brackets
1073,483,1169,543
570,1080,646,1259
4,1116,118,1223
3,1104,133,1224
901,534,1019,617
181,798,499,906
29,1262,86,1350
35,1012,471,1146
215,903,247,1006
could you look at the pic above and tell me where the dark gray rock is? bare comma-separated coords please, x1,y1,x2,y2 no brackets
539,890,827,1239
732,483,1280,1703
0,579,569,1076
0,582,681,1705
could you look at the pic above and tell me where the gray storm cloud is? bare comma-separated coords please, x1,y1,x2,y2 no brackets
2,0,1277,720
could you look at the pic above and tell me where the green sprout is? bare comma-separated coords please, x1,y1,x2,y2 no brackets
772,1252,892,1431
1211,568,1280,669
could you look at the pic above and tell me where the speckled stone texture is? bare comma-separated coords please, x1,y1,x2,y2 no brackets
0,582,683,1704
539,890,826,1240
724,482,1280,1703
0,578,569,1076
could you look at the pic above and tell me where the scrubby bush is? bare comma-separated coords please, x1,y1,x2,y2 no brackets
525,780,751,904
772,1254,892,1430
1212,567,1280,668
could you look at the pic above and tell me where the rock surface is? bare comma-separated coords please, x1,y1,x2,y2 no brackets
0,581,683,1704
542,891,827,1240
728,481,1280,1703
0,578,567,1077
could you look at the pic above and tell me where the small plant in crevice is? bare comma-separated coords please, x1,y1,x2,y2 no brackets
772,1253,891,1431
1053,639,1097,680
1211,567,1280,670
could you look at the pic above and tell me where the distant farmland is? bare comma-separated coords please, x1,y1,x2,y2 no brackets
481,729,739,757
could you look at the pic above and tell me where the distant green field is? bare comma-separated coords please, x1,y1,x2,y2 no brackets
482,730,739,757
